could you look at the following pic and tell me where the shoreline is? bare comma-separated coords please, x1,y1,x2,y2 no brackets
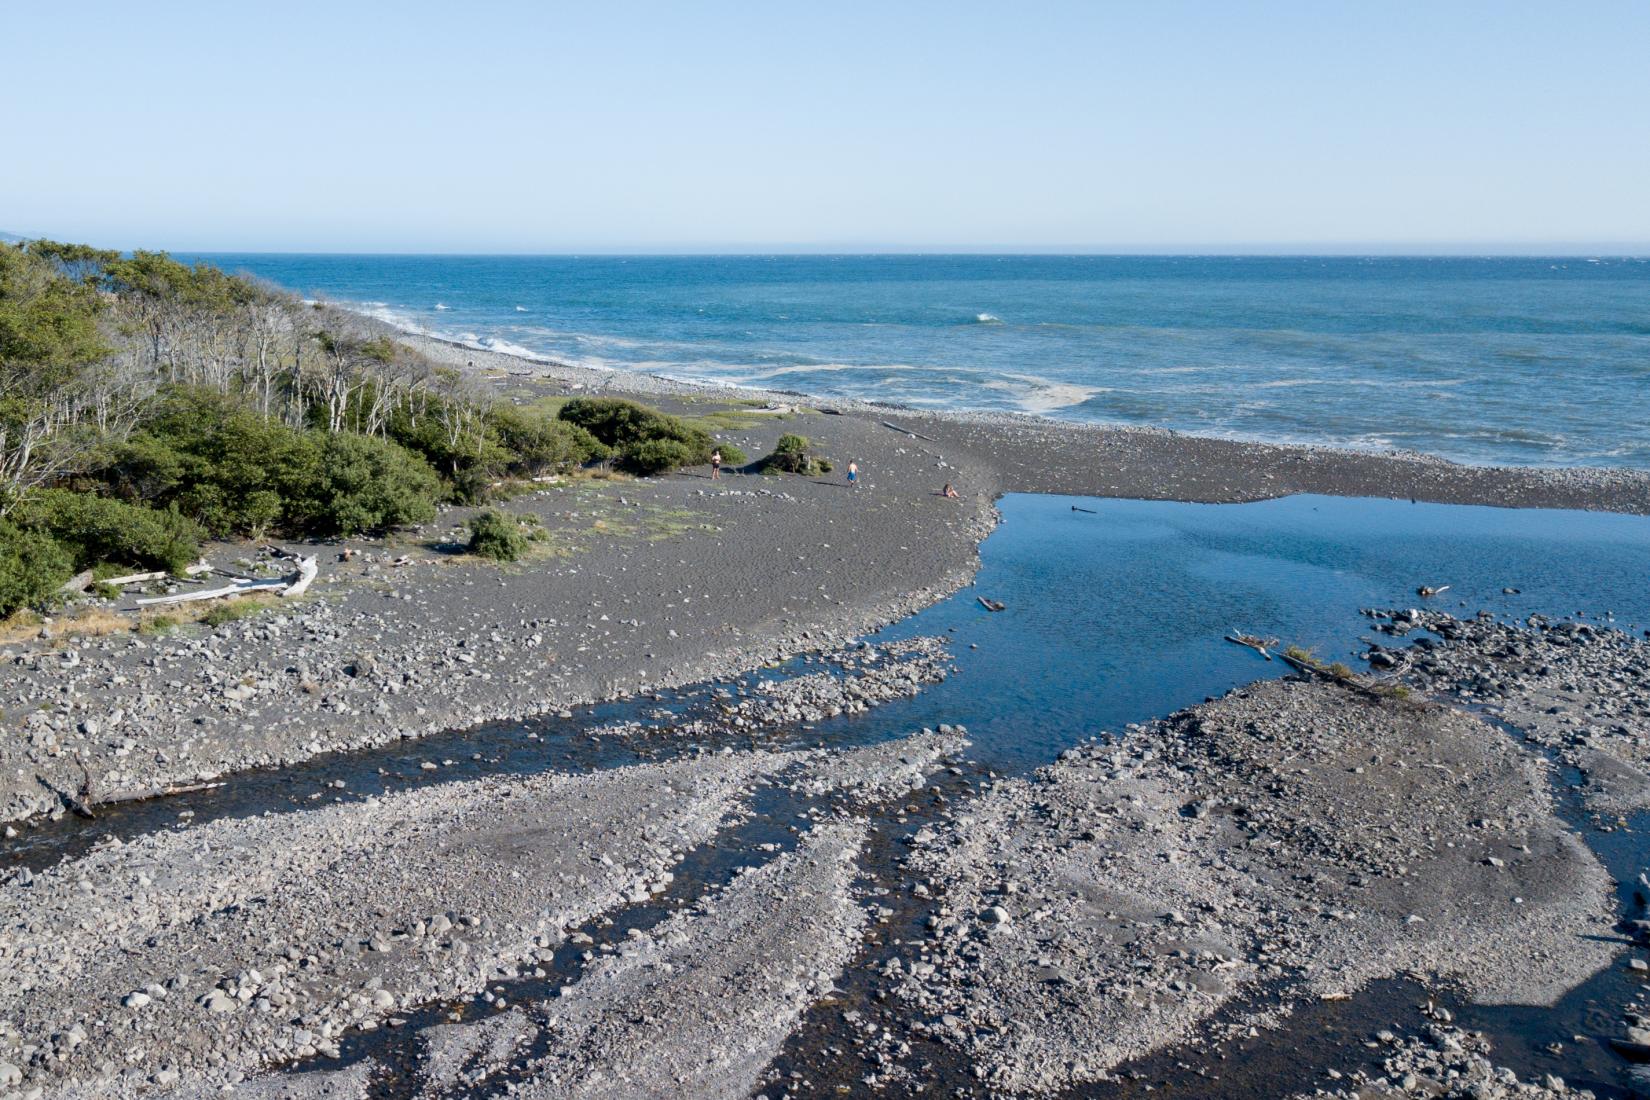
2,332,1646,1094
2,333,1647,824
400,324,1650,481
404,330,1650,515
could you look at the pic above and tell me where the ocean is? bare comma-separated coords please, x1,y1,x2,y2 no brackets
191,253,1650,469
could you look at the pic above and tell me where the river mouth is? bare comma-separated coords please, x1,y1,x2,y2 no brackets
4,493,1648,1096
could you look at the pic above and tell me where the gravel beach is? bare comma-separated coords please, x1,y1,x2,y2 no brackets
3,338,1647,1099
4,337,1647,823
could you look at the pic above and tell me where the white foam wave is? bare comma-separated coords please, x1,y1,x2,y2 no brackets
433,302,450,311
351,302,433,335
514,305,529,312
973,312,1004,324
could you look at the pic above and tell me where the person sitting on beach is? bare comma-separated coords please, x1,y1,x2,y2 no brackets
710,449,721,480
942,483,959,499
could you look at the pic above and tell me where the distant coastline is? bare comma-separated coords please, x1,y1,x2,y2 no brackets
197,252,1650,472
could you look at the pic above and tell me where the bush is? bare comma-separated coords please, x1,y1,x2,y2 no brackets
624,437,699,476
385,400,609,503
557,397,730,475
759,433,830,476
468,509,531,562
715,443,748,467
22,489,202,573
292,433,442,537
486,405,610,476
0,520,74,617
95,388,443,538
99,389,320,537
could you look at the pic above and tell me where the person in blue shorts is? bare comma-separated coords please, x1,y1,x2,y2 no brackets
847,460,858,487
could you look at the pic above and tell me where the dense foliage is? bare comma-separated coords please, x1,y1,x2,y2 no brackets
21,489,203,574
557,397,744,474
0,520,74,618
0,239,744,616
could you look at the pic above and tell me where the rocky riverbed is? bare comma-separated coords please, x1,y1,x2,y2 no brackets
889,677,1615,1095
5,336,1650,1099
1368,609,1650,815
0,727,969,1098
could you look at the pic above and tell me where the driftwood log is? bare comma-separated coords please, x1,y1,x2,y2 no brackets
135,556,317,607
102,563,213,587
880,421,939,443
281,555,318,598
1224,632,1279,660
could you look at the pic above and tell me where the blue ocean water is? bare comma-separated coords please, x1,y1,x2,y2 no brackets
194,253,1650,468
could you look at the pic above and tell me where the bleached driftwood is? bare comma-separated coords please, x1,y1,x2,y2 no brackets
881,420,939,443
93,780,225,807
58,570,96,596
280,555,318,598
136,556,318,606
101,563,212,587
1225,632,1279,660
136,577,289,606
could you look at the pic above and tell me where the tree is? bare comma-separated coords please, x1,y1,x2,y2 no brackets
0,243,113,515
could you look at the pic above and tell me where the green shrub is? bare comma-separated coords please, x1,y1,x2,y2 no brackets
98,389,320,537
0,520,74,617
22,489,202,573
759,433,829,476
557,397,728,475
557,397,679,446
95,388,442,538
624,437,698,475
468,509,531,562
293,433,442,537
486,405,610,475
714,443,748,467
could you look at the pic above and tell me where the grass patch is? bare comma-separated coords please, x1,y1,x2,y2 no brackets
524,395,572,417
137,614,180,636
197,595,277,628
60,607,135,637
0,609,45,646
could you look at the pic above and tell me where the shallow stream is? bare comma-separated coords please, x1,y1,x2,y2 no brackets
5,492,1649,1096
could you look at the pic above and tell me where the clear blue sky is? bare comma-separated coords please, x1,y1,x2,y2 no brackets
5,1,1648,253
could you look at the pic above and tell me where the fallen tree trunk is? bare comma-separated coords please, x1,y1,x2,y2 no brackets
102,563,212,587
280,555,318,599
135,576,288,607
136,557,319,606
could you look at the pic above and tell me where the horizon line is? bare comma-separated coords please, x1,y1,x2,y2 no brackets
178,245,1650,259
8,231,1650,259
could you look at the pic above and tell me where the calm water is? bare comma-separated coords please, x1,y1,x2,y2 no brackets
869,492,1650,769
195,253,1650,468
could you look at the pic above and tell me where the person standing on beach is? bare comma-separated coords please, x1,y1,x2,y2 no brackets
847,460,859,488
710,448,721,480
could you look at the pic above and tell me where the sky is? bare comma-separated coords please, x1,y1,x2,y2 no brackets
4,1,1649,253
